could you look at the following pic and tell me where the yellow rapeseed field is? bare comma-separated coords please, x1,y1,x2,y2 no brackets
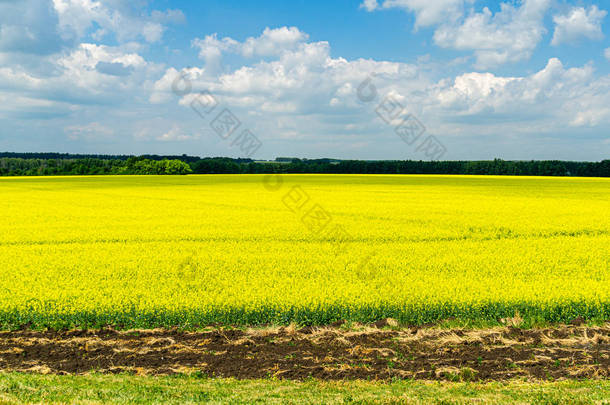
0,174,608,327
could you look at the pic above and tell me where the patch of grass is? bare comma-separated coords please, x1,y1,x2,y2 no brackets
0,373,609,404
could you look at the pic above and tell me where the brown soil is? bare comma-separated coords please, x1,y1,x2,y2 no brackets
0,323,609,381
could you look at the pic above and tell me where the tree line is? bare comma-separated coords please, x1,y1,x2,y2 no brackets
0,153,609,177
0,156,192,176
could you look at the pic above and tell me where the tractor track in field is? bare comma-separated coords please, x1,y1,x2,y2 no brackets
0,322,609,381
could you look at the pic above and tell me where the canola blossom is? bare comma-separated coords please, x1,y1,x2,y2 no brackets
0,174,608,328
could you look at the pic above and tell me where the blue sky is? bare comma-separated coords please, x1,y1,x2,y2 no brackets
1,0,609,160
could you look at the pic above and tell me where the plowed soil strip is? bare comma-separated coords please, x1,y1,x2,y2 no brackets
1,324,609,381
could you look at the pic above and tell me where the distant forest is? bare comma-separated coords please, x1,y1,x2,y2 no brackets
1,152,609,177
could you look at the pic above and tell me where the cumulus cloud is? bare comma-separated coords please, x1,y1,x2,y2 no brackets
191,34,240,73
151,9,186,25
191,26,310,73
154,31,421,117
3,4,610,159
66,122,115,140
361,0,472,28
0,0,182,120
363,0,554,68
52,0,183,44
434,0,551,68
0,0,68,55
360,0,379,12
152,26,610,156
551,5,607,45
241,27,309,58
156,125,198,142
434,57,610,128
95,61,133,76
55,43,150,94
0,92,73,120
0,41,161,121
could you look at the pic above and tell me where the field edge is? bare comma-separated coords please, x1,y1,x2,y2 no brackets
2,301,609,330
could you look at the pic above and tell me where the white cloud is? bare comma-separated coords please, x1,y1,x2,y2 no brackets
151,9,186,25
51,0,182,44
132,123,200,142
191,27,310,73
360,0,379,12
433,57,610,128
361,0,471,28
363,0,553,67
0,42,161,120
55,43,150,93
0,0,68,55
0,0,182,114
434,0,551,68
155,33,422,117
0,92,74,120
156,125,198,142
3,9,610,160
141,22,164,43
191,34,239,73
605,48,610,61
95,61,133,76
152,27,610,158
66,122,115,140
551,5,607,45
241,27,309,58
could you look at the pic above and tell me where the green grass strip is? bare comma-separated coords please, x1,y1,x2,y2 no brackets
0,372,609,404
0,301,608,330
